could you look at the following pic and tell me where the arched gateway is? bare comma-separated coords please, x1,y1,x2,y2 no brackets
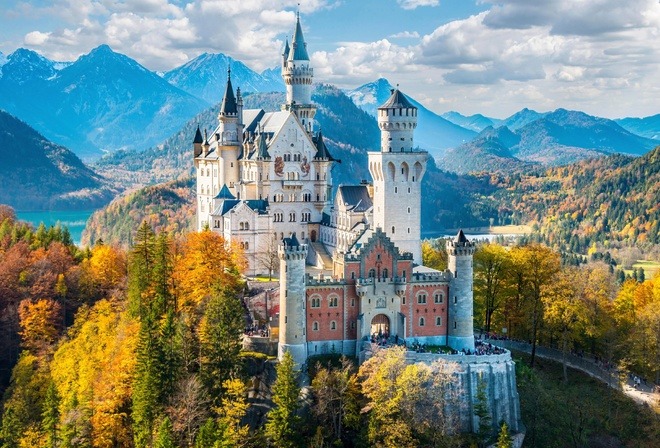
371,314,390,337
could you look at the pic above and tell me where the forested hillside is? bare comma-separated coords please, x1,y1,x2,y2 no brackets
0,111,117,211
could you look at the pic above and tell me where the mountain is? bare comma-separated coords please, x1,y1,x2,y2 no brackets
500,108,546,130
347,78,476,157
0,45,208,160
96,84,379,189
615,114,660,140
0,51,6,68
0,110,117,211
438,126,531,174
163,53,285,104
441,111,501,132
512,109,656,164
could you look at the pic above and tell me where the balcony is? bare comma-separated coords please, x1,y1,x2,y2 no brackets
282,180,303,188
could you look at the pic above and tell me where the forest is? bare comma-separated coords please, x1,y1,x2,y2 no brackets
2,204,660,448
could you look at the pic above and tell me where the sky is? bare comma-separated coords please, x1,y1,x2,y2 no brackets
1,0,659,119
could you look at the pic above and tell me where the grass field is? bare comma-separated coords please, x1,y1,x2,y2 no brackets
512,350,660,447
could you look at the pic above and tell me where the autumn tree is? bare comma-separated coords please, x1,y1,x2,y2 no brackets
215,378,250,447
18,299,62,354
168,375,209,448
89,244,127,293
265,351,302,448
496,422,513,448
474,243,510,333
255,236,280,280
422,239,448,271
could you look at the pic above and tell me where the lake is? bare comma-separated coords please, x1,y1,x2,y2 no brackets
16,210,95,246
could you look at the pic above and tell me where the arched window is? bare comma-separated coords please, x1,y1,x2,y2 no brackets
436,316,442,326
382,268,388,279
313,322,319,331
434,293,444,304
368,269,376,278
328,296,338,308
310,297,321,308
244,222,249,230
417,293,427,304
330,321,337,330
419,317,425,327
239,222,244,230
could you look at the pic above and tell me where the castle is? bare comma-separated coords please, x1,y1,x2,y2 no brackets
194,13,476,367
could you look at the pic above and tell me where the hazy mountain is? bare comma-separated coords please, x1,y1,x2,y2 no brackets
615,114,660,140
347,78,476,157
441,111,501,132
0,51,7,68
501,108,546,130
0,110,116,211
0,45,208,161
164,53,285,104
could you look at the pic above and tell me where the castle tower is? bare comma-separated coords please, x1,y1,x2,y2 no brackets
368,88,428,264
278,234,308,367
217,68,242,195
281,13,316,133
447,230,475,351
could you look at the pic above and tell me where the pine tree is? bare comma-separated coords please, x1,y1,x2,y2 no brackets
128,221,156,318
265,351,301,448
42,382,60,448
496,422,513,448
154,417,176,448
195,418,219,448
474,377,492,448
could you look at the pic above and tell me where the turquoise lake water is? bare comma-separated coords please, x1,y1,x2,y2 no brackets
16,210,95,246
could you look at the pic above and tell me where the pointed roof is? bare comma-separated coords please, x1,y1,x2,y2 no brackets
379,88,416,110
220,68,237,115
313,129,335,161
214,184,236,200
288,13,310,61
193,124,203,144
282,37,290,60
283,233,300,248
456,229,469,243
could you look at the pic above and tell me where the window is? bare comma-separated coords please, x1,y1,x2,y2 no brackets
454,296,457,304
382,268,388,278
454,321,457,329
407,207,411,213
394,187,398,194
351,271,355,279
289,212,296,222
436,316,442,326
330,321,337,330
328,296,338,308
310,297,321,308
417,293,427,304
313,321,319,331
351,298,355,306
419,317,425,327
368,269,376,278
434,293,444,304
391,226,395,234
402,270,406,279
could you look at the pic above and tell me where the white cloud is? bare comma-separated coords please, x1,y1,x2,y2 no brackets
389,31,420,39
397,0,439,10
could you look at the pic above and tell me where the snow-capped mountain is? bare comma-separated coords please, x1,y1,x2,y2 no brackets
347,78,476,157
164,53,285,104
0,45,208,160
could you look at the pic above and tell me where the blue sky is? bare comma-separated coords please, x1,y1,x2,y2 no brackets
1,0,659,118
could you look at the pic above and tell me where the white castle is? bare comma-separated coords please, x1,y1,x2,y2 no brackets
195,13,476,365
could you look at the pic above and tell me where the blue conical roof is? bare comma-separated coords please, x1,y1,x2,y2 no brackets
379,88,416,110
283,38,290,60
215,184,236,200
220,68,237,115
193,124,203,144
288,14,309,61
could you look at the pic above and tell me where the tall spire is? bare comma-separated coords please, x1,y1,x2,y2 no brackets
282,37,290,60
220,67,237,115
288,12,310,61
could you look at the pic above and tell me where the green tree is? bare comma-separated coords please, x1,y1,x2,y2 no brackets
42,382,60,448
496,422,513,448
474,377,492,447
195,418,218,448
265,351,301,448
128,221,156,318
154,417,176,448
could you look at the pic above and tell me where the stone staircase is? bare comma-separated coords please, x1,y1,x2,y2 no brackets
310,242,333,270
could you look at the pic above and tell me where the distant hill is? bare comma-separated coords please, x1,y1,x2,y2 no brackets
81,177,195,248
96,84,379,189
615,114,660,140
163,53,285,104
500,108,546,130
0,110,117,211
0,46,208,160
441,111,501,132
347,78,476,157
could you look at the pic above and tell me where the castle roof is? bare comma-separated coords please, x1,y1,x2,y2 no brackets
214,184,235,200
283,233,300,247
220,68,237,115
193,124,203,144
379,88,416,110
456,229,469,243
288,14,310,61
338,185,372,212
282,38,290,60
211,198,269,217
243,109,266,133
313,129,335,161
255,130,270,160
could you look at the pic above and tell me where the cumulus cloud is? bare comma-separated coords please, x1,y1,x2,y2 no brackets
390,31,420,39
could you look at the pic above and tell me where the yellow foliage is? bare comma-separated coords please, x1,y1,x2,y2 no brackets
89,245,127,291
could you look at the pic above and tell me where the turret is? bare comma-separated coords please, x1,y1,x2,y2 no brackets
446,230,476,351
193,124,203,158
281,13,316,132
278,234,308,368
216,68,241,194
368,86,427,264
202,129,210,156
281,37,290,68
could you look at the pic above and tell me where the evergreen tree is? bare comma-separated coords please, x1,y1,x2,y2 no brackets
265,351,301,448
195,418,219,448
128,221,156,318
0,405,21,448
496,422,513,448
637,267,645,283
199,291,245,402
42,382,60,448
154,417,176,448
474,377,492,448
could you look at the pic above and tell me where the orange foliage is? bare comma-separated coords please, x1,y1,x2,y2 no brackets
18,298,61,352
90,245,127,291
